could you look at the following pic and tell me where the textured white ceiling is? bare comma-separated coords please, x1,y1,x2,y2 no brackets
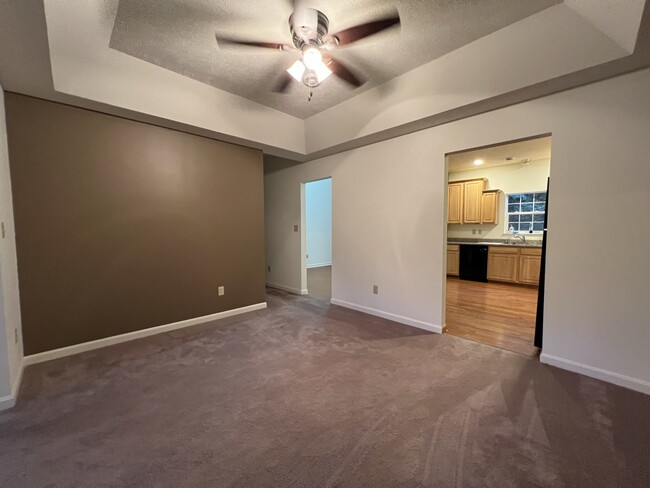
109,0,560,119
448,137,552,173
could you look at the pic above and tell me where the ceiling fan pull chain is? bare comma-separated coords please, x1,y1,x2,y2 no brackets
308,89,313,102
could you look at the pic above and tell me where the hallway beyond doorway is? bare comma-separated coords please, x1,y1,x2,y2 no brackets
307,266,331,301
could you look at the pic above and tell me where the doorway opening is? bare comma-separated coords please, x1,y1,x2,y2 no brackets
444,135,551,356
303,178,332,301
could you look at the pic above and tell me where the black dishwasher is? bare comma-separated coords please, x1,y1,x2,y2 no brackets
459,245,488,282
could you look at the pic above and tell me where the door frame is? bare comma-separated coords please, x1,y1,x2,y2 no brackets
300,176,333,297
442,134,551,350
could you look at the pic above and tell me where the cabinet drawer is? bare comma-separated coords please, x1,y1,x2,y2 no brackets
520,247,542,256
489,246,519,254
447,244,459,251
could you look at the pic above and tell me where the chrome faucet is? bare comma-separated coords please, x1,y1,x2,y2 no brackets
512,234,526,245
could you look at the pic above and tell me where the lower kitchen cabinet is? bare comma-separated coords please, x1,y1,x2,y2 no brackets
518,248,542,284
447,244,459,276
487,247,519,283
487,246,542,285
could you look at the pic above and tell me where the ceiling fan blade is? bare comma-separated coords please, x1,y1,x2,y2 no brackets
215,34,290,51
327,58,365,88
273,73,293,94
329,12,400,46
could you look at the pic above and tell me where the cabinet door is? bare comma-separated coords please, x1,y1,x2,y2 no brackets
481,191,499,224
463,180,485,224
448,183,464,224
487,248,518,283
447,245,459,276
518,249,542,285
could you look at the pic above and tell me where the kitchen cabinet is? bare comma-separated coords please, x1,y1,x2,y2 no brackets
447,244,459,276
463,179,485,224
518,248,542,285
448,178,498,225
487,246,542,285
447,183,464,225
487,247,519,283
481,190,500,225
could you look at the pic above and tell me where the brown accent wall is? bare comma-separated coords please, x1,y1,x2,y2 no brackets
5,93,266,355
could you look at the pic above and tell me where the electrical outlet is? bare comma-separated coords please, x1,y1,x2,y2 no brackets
267,266,271,272
472,228,477,235
293,224,299,232
1,222,5,239
373,285,379,295
478,229,483,235
14,328,18,345
218,286,225,296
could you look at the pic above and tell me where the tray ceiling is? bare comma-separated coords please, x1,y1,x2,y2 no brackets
109,0,560,119
448,137,552,173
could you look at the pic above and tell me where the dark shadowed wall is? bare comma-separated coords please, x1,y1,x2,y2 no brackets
5,93,266,355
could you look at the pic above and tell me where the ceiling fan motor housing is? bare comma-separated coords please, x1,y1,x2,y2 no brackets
289,8,329,48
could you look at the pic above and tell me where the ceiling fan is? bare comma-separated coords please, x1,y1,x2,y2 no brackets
215,2,400,98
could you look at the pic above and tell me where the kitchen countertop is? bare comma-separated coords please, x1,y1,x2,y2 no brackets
447,238,542,248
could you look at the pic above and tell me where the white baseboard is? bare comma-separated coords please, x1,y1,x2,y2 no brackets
540,353,650,395
0,360,25,411
306,262,332,269
330,298,443,334
0,392,15,411
266,282,308,295
23,302,267,367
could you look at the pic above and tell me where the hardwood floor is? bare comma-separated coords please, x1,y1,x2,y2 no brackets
445,277,539,356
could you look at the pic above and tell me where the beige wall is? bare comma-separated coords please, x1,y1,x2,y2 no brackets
265,68,650,394
5,94,266,355
448,159,551,241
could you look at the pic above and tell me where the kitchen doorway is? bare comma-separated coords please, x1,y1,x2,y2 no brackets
444,136,551,356
303,178,332,301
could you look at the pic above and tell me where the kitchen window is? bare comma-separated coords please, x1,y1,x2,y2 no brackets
506,192,546,233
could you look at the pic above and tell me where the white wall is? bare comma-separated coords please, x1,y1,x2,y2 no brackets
305,179,332,269
448,159,551,241
265,68,650,394
305,4,626,153
0,86,24,409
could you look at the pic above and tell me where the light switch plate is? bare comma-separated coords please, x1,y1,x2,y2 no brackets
218,286,225,296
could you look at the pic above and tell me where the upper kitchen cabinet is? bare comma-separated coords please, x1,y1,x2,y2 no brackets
448,182,464,224
447,178,499,225
463,179,485,224
481,190,500,225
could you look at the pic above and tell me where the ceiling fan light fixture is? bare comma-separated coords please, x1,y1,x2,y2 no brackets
287,60,306,82
313,61,332,83
287,58,331,87
302,46,323,70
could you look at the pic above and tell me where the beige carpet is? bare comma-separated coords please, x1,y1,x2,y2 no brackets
307,265,331,301
0,288,648,487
